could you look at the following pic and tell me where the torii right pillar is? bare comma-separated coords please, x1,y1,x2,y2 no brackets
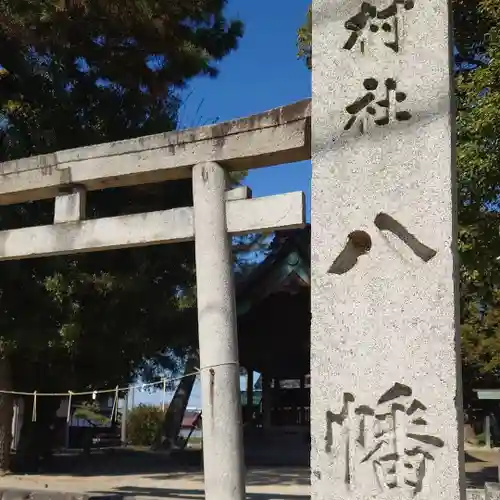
310,0,466,497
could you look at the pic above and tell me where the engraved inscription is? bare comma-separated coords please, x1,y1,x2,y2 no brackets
374,213,437,262
328,230,372,275
344,78,412,133
327,217,436,274
343,0,415,54
325,383,444,496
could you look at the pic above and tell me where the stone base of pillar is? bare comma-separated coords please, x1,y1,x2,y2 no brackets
467,483,500,499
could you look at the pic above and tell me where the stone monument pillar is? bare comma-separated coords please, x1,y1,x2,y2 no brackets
310,0,465,497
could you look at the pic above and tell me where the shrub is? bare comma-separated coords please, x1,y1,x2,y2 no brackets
126,404,164,446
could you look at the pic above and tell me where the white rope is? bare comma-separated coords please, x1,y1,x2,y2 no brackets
0,362,239,398
111,386,119,422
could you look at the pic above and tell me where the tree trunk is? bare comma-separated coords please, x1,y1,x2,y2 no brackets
16,396,59,473
0,355,13,474
155,354,198,450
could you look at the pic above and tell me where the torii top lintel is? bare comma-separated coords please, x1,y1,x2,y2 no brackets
0,99,311,206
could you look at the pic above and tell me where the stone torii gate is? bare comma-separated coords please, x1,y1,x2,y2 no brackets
0,99,310,500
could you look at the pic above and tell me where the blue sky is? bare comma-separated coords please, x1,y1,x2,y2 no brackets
134,0,311,408
179,0,312,218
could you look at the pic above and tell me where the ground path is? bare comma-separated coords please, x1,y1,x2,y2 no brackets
0,467,309,500
0,447,497,499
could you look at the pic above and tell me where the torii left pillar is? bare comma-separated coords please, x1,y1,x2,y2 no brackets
192,161,246,500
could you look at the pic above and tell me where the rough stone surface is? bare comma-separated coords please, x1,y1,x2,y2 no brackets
486,483,500,500
0,192,304,261
310,0,463,498
467,490,485,500
192,162,245,500
0,100,310,206
53,187,86,224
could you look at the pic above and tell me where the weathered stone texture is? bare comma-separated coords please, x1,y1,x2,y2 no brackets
0,100,310,205
467,489,485,500
486,483,500,500
311,0,464,497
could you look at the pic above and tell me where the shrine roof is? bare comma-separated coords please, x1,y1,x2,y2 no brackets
235,226,311,379
236,225,310,316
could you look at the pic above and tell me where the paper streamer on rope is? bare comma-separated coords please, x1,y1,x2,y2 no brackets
67,391,73,423
32,391,37,422
111,385,119,422
161,379,166,412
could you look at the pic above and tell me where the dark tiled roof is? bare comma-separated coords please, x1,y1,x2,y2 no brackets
237,225,310,316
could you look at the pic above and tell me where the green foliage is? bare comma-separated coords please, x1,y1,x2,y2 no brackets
73,402,110,426
0,0,243,399
0,0,244,158
453,0,493,68
127,404,165,446
297,5,311,70
455,0,500,406
233,233,273,280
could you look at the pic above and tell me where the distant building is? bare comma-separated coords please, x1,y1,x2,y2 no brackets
179,408,202,439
